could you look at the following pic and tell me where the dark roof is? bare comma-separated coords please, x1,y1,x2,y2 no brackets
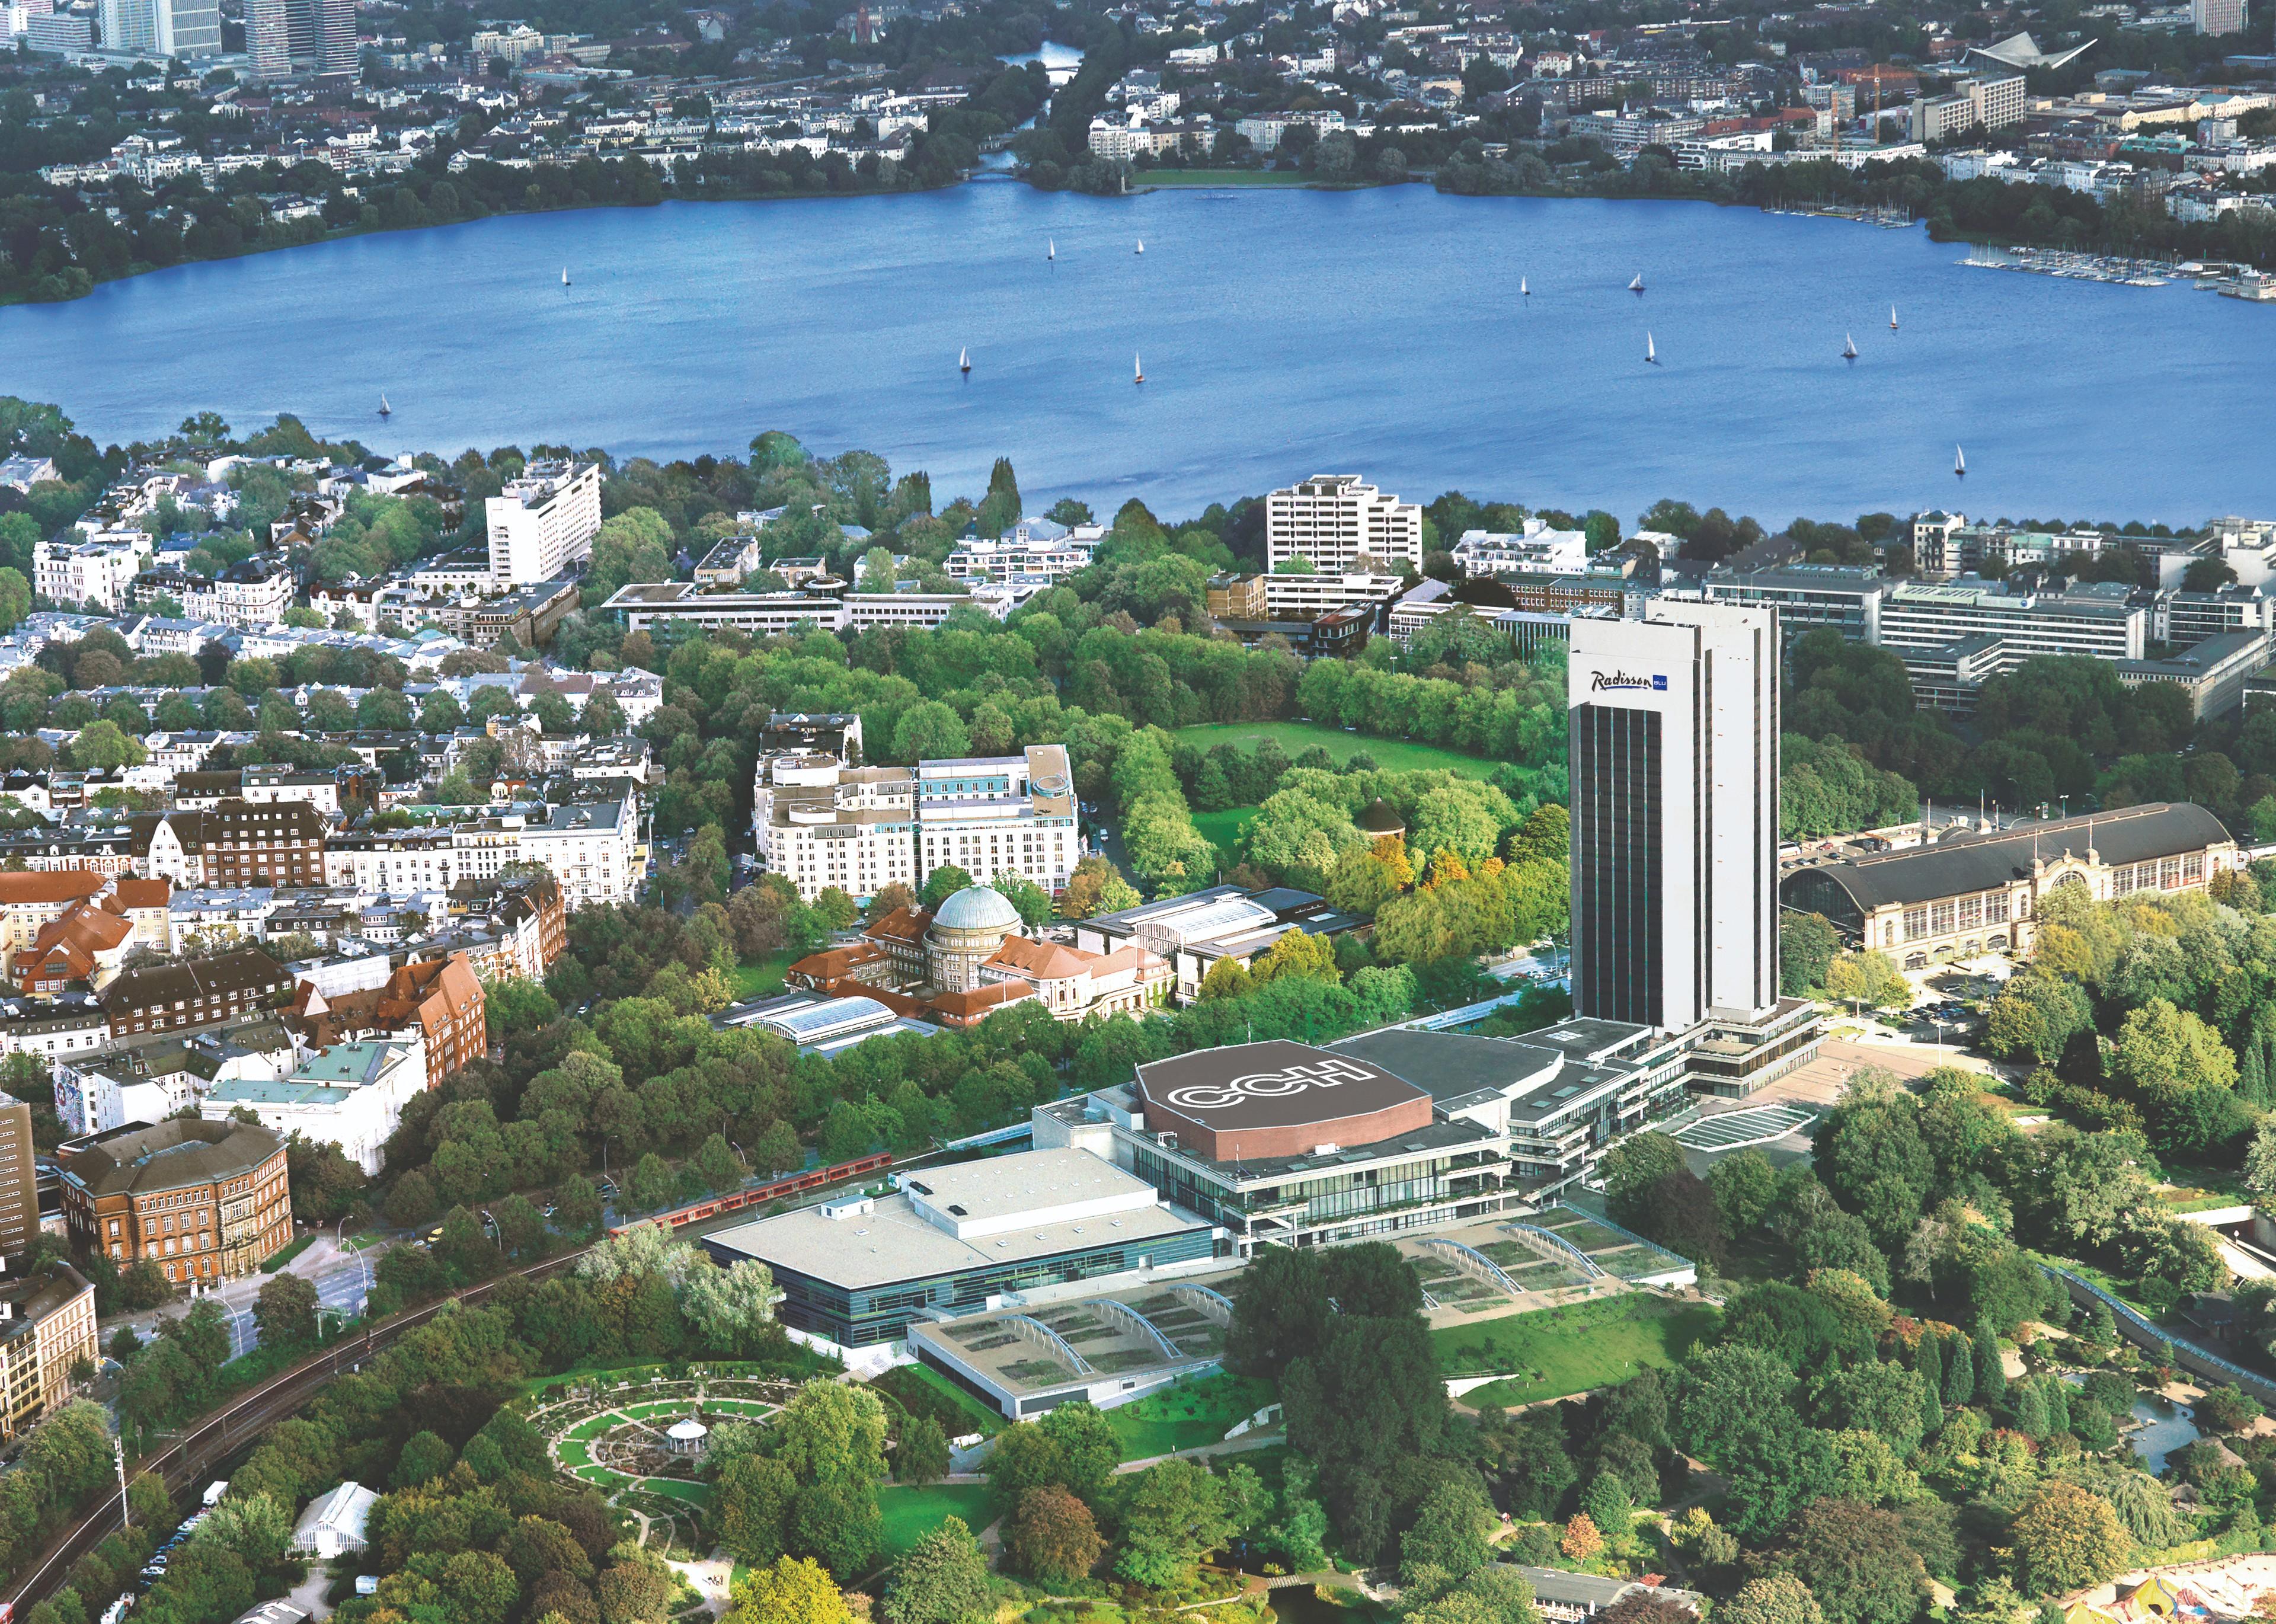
1784,802,2230,913
1356,798,1405,835
1336,1029,1562,1108
1134,1040,1427,1133
61,1118,284,1197
101,947,293,1014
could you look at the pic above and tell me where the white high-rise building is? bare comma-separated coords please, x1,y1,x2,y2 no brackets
485,461,602,587
1568,602,1779,1034
155,0,221,56
98,0,154,53
1264,475,1424,573
917,745,1082,896
2195,0,2246,34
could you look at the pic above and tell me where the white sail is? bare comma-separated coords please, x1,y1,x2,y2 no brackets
959,347,968,371
379,394,390,415
1520,277,1529,295
1629,272,1644,292
1843,333,1858,358
1645,333,1656,363
1955,446,1967,475
1890,304,1899,329
1134,353,1144,382
561,267,569,285
1136,239,1145,254
1049,239,1056,259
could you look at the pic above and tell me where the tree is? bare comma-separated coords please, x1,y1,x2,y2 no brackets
1560,1513,1602,1562
1783,1498,1929,1624
681,1259,781,1357
252,1273,318,1351
1037,1401,1120,1502
69,720,146,771
882,1517,988,1624
392,1430,453,1488
897,1415,950,1486
1252,929,1340,986
716,1455,797,1567
918,866,975,912
194,1490,292,1564
2009,1480,2130,1596
726,1557,851,1624
1780,912,1841,995
1114,1459,1231,1588
1709,1147,1779,1233
1402,1479,1495,1590
1825,951,1910,1012
1722,1575,1827,1624
1005,1485,1101,1585
1599,1131,1686,1229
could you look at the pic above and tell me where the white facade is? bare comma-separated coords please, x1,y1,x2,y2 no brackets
753,759,918,903
201,1041,427,1177
1879,580,2147,661
1569,602,1779,1035
35,535,151,612
518,798,637,907
1264,475,1424,572
917,744,1082,895
1453,520,1590,576
484,461,602,586
1260,573,1406,618
183,561,293,630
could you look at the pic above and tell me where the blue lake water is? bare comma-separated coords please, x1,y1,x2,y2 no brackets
2,182,2271,525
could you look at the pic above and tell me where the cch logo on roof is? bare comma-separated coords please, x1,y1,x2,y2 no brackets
1590,671,1666,692
1163,1057,1386,1113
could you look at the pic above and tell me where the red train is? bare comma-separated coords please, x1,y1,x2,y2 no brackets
606,1151,894,1236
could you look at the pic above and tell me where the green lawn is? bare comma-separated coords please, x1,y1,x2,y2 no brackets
1104,1372,1278,1459
877,1482,997,1556
1438,1295,1721,1407
1191,806,1259,862
640,1478,714,1506
1171,721,1498,782
261,1234,316,1272
731,952,800,1000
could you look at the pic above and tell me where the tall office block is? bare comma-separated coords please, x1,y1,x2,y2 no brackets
0,1102,37,1259
156,0,221,57
248,0,356,79
98,0,154,53
1568,601,1779,1034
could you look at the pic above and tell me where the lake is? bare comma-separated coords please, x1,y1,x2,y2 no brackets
3,183,2271,525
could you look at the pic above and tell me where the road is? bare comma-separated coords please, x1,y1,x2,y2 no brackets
107,1235,380,1361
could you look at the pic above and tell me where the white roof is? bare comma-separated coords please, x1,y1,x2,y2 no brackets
292,1481,376,1543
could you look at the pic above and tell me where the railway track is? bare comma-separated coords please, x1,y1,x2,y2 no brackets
0,1252,582,1618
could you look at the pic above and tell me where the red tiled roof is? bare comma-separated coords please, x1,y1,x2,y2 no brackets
0,871,107,906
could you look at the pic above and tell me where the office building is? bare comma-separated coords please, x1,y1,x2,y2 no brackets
752,758,918,903
2196,0,2246,36
57,1117,292,1283
1569,603,1779,1034
0,1263,96,1440
1878,579,2147,662
1909,74,2025,142
155,0,220,55
246,0,354,77
916,745,1081,895
2157,584,2274,646
0,1102,35,1259
484,461,602,586
1264,475,1424,573
1782,803,2238,967
2117,631,2271,720
700,1147,1214,1348
1700,565,1885,642
98,0,153,52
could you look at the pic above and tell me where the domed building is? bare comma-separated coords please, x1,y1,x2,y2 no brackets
925,885,1022,992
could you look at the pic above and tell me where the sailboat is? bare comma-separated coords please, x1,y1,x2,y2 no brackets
1629,271,1645,293
1645,333,1657,364
378,394,391,418
959,347,970,375
1134,353,1145,384
1135,239,1145,255
1890,304,1899,330
1955,446,1967,478
1049,238,1056,261
561,267,570,287
1520,276,1530,296
1842,333,1858,360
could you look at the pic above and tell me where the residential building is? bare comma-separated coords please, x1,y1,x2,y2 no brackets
916,745,1081,895
1264,475,1424,573
286,954,484,1084
0,1102,36,1258
519,797,637,907
0,994,108,1063
0,1263,95,1441
99,948,292,1040
15,901,134,996
1877,579,2148,661
35,533,151,613
752,758,918,903
245,0,354,78
141,800,328,890
57,1117,291,1283
1569,602,1779,1034
942,522,1101,583
241,766,342,814
202,1040,427,1177
1912,76,2025,141
1452,520,1590,577
183,556,293,629
167,887,277,955
1782,803,2238,966
0,872,111,976
484,461,602,586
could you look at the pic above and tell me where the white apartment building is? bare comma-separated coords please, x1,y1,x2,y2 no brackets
1453,520,1590,576
2196,0,2246,36
1878,580,2148,662
485,461,602,586
183,557,295,630
35,534,151,613
1260,573,1407,618
519,798,637,909
1265,475,1424,573
943,521,1104,583
200,1039,427,1177
753,757,918,903
599,584,976,636
917,744,1082,895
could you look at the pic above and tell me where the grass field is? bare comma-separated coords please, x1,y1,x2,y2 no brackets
731,952,800,1000
1104,1372,1278,1459
1171,721,1497,782
1192,806,1259,861
1437,1294,1721,1408
877,1483,997,1555
260,1235,316,1272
